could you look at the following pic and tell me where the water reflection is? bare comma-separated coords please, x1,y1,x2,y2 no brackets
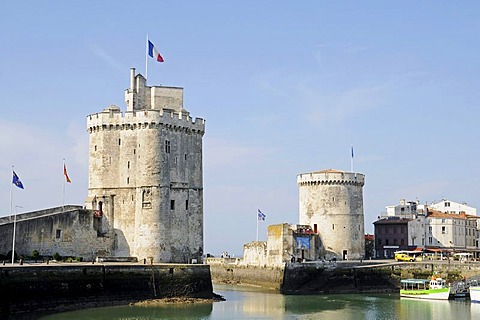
284,293,399,319
398,298,473,320
42,301,213,320
40,284,480,320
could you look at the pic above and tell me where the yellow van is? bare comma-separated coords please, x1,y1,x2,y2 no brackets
395,252,414,262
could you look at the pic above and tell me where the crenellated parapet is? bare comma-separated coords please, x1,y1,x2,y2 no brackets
86,105,205,135
297,169,364,187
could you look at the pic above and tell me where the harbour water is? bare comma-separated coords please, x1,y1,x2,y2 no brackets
40,284,480,320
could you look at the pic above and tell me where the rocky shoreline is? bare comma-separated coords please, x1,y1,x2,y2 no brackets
132,292,226,306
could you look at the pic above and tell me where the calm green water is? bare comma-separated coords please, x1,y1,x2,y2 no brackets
40,284,480,320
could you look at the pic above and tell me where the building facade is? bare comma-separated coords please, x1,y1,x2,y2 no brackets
374,199,480,258
426,211,478,250
429,199,477,216
85,68,205,263
373,218,410,258
297,169,365,260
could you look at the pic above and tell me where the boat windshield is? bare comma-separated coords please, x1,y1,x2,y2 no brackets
401,279,430,290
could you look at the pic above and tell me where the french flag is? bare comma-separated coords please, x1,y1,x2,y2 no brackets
148,40,164,62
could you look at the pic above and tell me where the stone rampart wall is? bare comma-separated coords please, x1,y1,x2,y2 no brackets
0,208,110,260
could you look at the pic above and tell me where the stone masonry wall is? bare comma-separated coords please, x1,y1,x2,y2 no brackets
0,263,213,318
85,69,205,263
0,207,113,260
298,170,365,260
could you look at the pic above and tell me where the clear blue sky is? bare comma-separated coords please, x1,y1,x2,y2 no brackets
1,1,480,256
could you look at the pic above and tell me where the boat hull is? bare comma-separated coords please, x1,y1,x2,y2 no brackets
400,288,450,300
470,286,480,303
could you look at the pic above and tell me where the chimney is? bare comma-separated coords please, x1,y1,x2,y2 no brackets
130,68,136,91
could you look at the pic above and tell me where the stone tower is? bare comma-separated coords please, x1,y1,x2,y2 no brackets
297,169,365,260
85,68,205,263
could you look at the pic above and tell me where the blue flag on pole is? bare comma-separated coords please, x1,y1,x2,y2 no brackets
12,171,24,189
257,208,266,221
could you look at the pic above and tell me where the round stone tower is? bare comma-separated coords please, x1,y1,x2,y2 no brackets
85,68,205,263
297,169,365,260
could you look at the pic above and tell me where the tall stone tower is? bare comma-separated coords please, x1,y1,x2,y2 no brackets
85,68,205,263
297,169,365,260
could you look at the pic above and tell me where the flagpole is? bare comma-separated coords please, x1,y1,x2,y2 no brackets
145,34,149,82
10,165,15,264
62,159,66,212
256,209,259,241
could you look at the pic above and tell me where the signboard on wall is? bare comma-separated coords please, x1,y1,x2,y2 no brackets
296,236,310,250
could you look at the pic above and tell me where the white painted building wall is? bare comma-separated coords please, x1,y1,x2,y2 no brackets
408,216,426,247
385,199,419,219
430,199,477,215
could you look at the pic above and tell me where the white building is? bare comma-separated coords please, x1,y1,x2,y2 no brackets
385,199,420,219
407,215,426,247
426,211,479,249
376,198,480,255
430,199,477,216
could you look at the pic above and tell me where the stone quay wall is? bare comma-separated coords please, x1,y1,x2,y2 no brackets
0,263,213,318
209,262,285,290
209,260,480,294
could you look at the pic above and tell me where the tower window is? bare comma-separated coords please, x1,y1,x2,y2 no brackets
186,200,189,210
95,145,97,151
56,229,62,239
170,200,175,210
185,153,187,160
134,149,136,155
127,177,129,184
332,224,335,230
118,139,121,145
165,140,171,153
127,161,130,169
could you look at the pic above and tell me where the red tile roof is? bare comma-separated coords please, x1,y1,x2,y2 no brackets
427,208,479,219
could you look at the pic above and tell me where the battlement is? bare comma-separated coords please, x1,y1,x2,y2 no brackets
297,169,365,187
86,105,205,133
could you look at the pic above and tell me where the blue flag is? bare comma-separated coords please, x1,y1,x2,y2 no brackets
257,208,266,221
12,171,24,189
